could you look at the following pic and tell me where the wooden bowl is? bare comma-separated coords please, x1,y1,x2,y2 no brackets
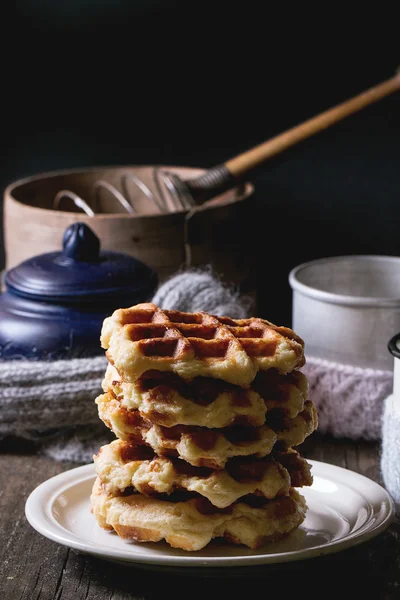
4,165,256,297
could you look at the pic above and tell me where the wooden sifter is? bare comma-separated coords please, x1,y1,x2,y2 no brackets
151,70,400,211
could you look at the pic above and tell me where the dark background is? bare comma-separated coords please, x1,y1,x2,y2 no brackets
2,2,399,325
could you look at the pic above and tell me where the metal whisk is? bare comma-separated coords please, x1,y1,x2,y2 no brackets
53,71,400,215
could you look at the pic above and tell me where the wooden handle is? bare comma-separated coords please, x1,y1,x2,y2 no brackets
225,72,400,178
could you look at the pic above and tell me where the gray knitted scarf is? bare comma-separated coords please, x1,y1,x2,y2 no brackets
2,267,393,466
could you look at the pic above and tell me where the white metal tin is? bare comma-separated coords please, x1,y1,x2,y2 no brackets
289,255,400,371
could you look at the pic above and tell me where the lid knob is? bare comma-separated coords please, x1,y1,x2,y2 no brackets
62,222,100,262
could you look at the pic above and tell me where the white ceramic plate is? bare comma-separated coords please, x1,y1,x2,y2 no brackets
25,460,395,569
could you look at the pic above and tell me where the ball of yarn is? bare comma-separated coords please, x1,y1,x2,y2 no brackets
152,268,253,318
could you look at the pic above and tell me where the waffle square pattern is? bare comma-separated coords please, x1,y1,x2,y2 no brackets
91,303,317,551
101,303,305,386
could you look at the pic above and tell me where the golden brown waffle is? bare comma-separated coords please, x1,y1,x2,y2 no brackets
253,369,309,418
272,401,318,449
90,478,307,551
101,303,305,386
96,393,317,469
103,365,266,427
103,365,308,428
96,392,277,469
94,440,312,508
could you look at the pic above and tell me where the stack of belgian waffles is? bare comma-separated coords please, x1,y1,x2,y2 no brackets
90,303,318,551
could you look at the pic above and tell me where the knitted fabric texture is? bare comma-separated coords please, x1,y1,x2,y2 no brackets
2,267,393,461
381,394,400,507
304,356,393,441
0,356,112,462
152,268,253,318
0,268,252,462
0,356,107,439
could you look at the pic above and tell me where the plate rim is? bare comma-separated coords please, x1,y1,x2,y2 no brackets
25,459,396,568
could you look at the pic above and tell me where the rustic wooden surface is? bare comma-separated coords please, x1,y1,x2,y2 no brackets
0,433,399,600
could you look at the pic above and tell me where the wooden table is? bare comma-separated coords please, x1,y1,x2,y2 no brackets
1,433,399,600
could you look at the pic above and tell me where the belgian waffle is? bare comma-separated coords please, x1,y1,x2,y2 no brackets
90,478,307,551
94,440,312,508
101,303,305,386
253,369,309,418
103,365,308,428
271,401,318,449
96,393,317,469
96,392,276,468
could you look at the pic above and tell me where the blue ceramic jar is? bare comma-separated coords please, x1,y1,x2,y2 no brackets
0,223,158,360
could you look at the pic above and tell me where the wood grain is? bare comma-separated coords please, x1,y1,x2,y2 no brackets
0,435,399,600
3,166,255,290
225,74,400,177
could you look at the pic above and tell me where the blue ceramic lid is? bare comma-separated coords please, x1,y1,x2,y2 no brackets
5,223,158,303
